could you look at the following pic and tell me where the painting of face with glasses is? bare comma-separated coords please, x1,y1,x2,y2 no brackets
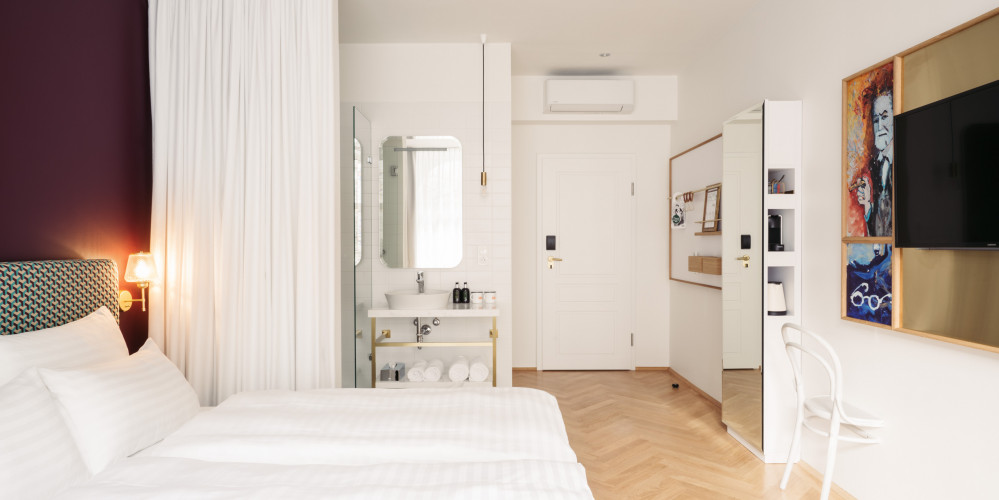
845,243,892,326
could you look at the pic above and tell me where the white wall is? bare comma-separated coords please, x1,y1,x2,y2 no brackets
669,284,722,399
340,43,513,387
512,75,674,368
672,2,999,498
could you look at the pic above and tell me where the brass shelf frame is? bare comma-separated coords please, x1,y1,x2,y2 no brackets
370,316,498,388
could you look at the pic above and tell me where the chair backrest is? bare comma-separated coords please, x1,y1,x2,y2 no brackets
780,323,846,418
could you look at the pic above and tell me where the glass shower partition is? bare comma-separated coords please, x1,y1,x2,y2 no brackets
341,106,372,387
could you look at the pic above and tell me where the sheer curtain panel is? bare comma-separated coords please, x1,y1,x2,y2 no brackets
147,0,339,405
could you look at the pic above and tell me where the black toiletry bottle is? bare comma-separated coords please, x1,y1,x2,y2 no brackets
461,282,470,303
452,282,461,304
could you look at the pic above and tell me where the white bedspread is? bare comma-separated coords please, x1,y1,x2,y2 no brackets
138,387,579,466
61,387,592,498
58,457,593,499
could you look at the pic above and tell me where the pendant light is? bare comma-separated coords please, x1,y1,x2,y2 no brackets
480,33,487,188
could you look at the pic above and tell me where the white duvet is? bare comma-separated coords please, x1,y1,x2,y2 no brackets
138,387,579,465
60,388,592,499
59,458,592,499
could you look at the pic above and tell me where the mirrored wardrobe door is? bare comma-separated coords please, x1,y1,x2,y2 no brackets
721,103,764,452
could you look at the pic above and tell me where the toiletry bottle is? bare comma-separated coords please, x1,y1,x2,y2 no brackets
461,282,470,303
452,282,461,304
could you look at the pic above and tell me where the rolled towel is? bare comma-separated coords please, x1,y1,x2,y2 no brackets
468,356,490,383
423,359,444,382
407,360,427,382
448,355,470,382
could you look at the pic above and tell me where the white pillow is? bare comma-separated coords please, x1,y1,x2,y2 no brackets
0,306,129,385
40,339,200,474
0,369,91,499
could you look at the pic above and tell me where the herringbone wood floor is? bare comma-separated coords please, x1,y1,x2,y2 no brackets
514,370,850,500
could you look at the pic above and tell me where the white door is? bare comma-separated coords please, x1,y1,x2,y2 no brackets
722,116,763,370
539,155,634,370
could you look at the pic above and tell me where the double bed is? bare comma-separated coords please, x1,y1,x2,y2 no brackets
0,260,592,499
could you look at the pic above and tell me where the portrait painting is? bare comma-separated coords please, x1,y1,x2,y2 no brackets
844,62,894,238
845,243,892,326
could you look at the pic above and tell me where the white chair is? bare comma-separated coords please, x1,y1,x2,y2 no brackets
779,323,884,500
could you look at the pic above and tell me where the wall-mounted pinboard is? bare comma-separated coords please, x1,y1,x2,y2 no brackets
669,135,722,289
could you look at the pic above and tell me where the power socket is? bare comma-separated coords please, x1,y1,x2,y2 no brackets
477,246,489,266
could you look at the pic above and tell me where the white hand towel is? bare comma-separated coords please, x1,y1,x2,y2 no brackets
468,356,490,383
407,360,427,382
448,356,470,382
423,359,444,382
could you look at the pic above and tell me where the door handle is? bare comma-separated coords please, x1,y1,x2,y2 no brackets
736,255,750,268
547,256,563,269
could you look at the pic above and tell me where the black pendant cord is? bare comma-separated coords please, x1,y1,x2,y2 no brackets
481,39,486,186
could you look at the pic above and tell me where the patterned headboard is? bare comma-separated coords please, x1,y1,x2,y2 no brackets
0,259,120,335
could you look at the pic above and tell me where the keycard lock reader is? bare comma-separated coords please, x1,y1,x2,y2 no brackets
546,235,556,251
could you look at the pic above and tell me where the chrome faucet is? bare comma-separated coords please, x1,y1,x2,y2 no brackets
416,271,425,293
414,318,432,348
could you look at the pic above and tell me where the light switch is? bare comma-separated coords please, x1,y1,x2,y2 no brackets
477,246,489,266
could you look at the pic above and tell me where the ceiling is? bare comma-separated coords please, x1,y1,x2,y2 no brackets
338,0,758,76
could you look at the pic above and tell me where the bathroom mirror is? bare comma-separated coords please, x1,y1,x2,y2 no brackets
379,136,462,268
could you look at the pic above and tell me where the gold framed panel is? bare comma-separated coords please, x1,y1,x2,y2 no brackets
840,7,999,351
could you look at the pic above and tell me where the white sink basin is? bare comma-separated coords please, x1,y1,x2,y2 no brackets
385,289,450,310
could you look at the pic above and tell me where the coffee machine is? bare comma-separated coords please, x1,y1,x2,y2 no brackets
768,214,784,251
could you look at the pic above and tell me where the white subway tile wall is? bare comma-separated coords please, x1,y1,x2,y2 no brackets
345,44,512,386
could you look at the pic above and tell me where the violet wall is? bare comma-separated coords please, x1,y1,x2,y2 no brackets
0,0,152,351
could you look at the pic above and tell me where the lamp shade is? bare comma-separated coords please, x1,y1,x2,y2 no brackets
767,281,787,316
124,253,157,283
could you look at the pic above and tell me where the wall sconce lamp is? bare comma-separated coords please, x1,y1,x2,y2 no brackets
119,252,158,312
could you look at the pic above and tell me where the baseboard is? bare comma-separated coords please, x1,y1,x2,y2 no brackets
727,427,764,461
635,366,669,371
796,461,857,500
512,367,537,371
666,368,721,410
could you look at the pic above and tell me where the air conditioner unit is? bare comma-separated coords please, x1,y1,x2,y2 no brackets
545,79,635,113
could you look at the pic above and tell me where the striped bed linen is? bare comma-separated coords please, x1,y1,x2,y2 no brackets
63,387,593,498
138,387,580,465
57,457,593,499
0,370,90,498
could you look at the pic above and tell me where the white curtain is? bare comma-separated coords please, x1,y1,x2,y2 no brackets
147,0,339,405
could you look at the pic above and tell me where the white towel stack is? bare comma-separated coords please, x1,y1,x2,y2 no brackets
423,359,444,382
468,356,490,383
448,356,470,382
407,360,427,382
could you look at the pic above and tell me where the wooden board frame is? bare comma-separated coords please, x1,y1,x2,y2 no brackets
669,134,722,290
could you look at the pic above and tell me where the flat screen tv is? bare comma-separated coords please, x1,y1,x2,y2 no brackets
895,79,999,249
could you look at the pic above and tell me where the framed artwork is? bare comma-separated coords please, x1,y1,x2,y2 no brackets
844,243,892,326
671,192,686,229
701,184,721,232
844,61,894,238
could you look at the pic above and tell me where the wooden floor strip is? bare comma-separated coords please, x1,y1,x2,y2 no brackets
514,370,852,500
